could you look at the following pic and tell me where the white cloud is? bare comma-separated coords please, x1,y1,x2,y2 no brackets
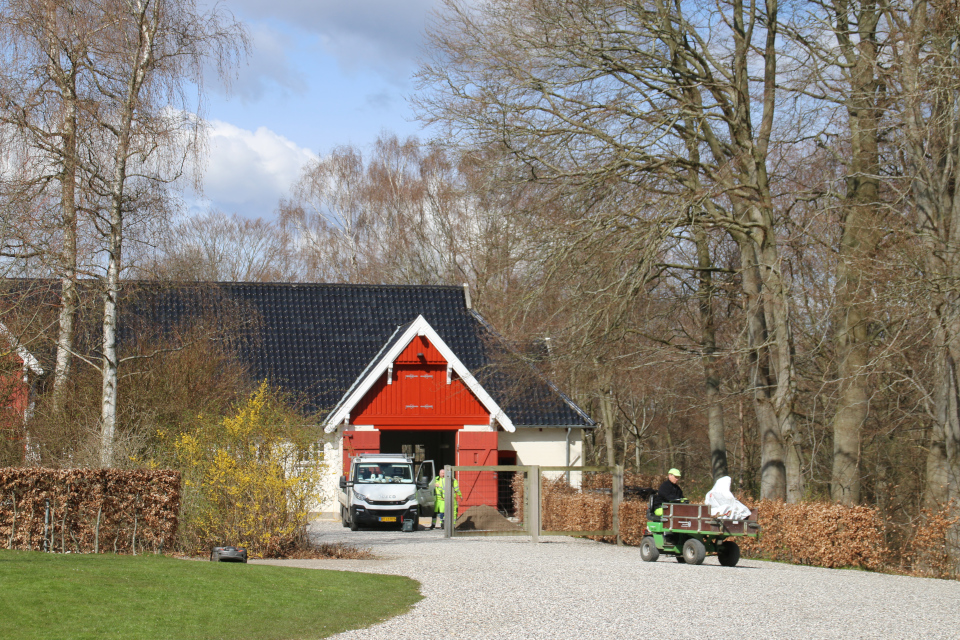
236,24,308,100
196,120,316,218
205,23,307,102
231,0,438,77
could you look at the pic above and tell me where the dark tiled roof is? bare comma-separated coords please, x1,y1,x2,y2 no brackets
124,282,593,428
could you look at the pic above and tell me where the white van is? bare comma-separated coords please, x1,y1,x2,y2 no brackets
338,453,435,530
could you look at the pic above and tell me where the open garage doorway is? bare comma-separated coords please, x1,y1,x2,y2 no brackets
379,430,457,471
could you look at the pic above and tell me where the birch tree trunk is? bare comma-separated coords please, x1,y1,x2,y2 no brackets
53,98,79,409
99,2,152,468
91,0,244,466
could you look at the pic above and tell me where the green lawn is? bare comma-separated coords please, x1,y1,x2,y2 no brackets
0,550,421,640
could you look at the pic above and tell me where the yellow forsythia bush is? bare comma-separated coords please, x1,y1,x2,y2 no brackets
173,382,325,557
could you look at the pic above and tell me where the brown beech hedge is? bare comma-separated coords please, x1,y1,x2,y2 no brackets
0,468,180,554
512,472,956,577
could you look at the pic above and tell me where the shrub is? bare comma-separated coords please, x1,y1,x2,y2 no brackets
532,477,891,571
898,503,959,579
172,383,324,557
736,500,886,570
0,468,180,554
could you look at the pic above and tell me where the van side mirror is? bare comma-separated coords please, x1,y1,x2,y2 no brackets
339,476,347,489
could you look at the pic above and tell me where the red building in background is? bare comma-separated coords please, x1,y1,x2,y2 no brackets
0,323,44,462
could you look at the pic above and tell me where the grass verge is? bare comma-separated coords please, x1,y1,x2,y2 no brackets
0,550,421,640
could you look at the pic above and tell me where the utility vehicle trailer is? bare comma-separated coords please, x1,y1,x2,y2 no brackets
638,493,761,566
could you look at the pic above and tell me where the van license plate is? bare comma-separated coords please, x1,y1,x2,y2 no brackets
379,517,397,522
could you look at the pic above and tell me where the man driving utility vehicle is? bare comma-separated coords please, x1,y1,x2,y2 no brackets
653,468,685,516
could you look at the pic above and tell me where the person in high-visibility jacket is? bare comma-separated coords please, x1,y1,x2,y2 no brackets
430,468,462,529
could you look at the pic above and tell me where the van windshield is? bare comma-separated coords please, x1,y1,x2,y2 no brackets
354,462,414,484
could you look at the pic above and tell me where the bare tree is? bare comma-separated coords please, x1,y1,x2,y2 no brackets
279,133,529,292
0,0,96,406
135,209,302,282
781,0,893,504
71,0,245,467
888,0,960,518
418,0,802,499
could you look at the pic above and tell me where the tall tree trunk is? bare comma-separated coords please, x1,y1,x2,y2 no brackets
40,0,82,410
927,350,956,507
54,132,79,411
830,0,883,506
599,388,616,468
894,0,960,563
696,223,728,481
99,2,155,467
737,236,786,500
757,237,803,503
99,232,120,468
100,118,131,468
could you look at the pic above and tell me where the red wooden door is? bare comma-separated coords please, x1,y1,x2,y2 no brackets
456,431,498,512
342,431,380,477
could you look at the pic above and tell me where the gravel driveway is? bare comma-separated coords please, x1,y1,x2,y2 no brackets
253,519,960,639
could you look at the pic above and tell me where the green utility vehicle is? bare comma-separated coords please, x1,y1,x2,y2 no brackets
636,490,760,566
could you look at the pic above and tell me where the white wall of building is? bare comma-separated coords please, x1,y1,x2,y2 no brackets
317,425,376,516
317,434,343,516
498,427,585,487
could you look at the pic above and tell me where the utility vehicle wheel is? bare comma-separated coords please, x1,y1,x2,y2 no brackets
717,540,741,567
640,536,660,562
341,506,349,528
682,538,706,565
349,510,359,531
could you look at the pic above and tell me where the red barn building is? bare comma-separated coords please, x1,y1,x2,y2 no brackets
3,281,595,515
137,282,595,517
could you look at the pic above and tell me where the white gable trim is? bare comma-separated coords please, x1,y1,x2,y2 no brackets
0,323,44,376
323,315,514,433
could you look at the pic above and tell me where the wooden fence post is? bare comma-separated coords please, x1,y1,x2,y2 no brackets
443,465,453,539
529,466,540,544
7,493,16,549
94,505,102,554
613,464,623,546
43,499,50,553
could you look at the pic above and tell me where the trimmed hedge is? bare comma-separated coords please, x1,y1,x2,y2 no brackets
518,473,956,577
735,499,885,570
0,468,180,554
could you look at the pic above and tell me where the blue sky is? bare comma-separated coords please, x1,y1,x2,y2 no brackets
192,0,438,219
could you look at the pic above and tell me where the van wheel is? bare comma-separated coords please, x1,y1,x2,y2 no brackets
349,510,359,531
341,506,349,528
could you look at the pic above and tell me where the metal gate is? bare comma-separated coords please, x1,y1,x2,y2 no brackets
443,464,624,543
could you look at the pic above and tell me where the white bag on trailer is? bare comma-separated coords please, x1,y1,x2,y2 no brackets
704,476,752,519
